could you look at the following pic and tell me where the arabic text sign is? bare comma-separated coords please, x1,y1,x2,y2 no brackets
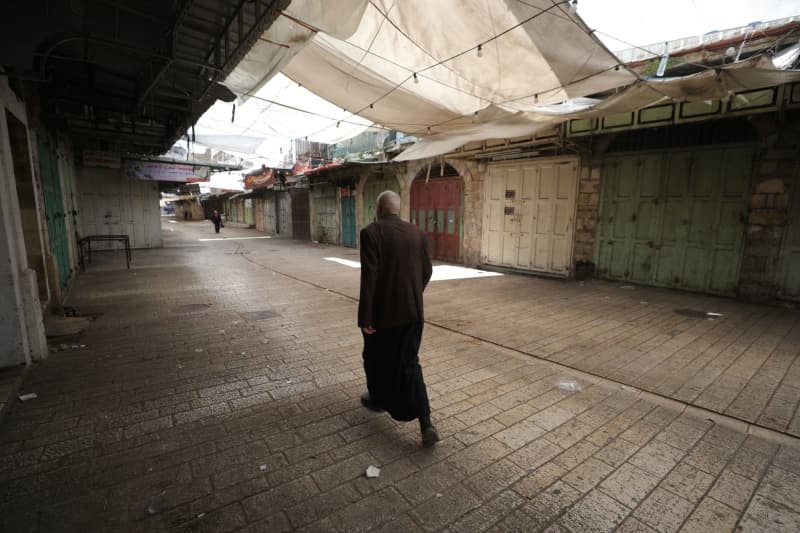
125,161,210,183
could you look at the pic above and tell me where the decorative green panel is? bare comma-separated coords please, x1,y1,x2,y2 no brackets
709,249,739,293
654,244,683,287
631,242,655,283
602,112,635,129
569,118,597,135
792,84,800,104
730,88,776,111
680,100,722,118
639,105,674,124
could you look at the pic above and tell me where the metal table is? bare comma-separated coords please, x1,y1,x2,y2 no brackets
79,235,131,271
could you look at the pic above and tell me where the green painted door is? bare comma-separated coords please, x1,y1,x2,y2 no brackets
779,178,800,299
341,195,356,247
596,145,752,295
245,199,254,226
38,132,71,289
362,175,400,227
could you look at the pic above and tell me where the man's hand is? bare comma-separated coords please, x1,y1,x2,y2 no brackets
362,326,376,335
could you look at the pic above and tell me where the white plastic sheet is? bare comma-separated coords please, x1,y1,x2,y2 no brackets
219,1,800,161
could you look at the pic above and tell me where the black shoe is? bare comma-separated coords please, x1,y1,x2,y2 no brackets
421,425,440,448
360,392,384,413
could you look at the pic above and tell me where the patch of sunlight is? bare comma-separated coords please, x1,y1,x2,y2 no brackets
198,236,273,241
430,265,503,281
324,257,361,268
323,257,502,281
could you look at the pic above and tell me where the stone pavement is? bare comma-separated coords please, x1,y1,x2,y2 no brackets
0,219,798,532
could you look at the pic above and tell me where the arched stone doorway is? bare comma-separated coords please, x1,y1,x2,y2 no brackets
410,164,463,262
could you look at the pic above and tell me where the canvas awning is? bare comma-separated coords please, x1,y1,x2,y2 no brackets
222,0,800,161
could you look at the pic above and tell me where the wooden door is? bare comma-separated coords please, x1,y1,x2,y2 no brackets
411,177,462,261
291,188,310,241
483,159,578,276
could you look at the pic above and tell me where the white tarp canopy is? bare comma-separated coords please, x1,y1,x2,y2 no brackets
195,72,373,164
219,0,800,161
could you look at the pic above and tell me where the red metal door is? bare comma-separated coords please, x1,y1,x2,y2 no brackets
410,177,462,261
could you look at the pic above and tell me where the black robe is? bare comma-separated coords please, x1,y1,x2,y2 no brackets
358,215,433,421
358,215,432,330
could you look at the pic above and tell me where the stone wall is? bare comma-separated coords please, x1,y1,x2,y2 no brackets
447,159,483,266
574,157,602,265
739,114,800,301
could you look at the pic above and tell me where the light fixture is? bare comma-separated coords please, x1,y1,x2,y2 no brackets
569,0,577,14
534,94,539,104
369,103,374,109
413,72,419,83
477,44,483,58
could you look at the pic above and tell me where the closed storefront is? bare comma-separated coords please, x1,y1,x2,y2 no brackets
596,144,753,295
410,166,462,262
482,158,578,276
264,195,275,233
311,184,339,244
362,174,400,227
291,188,310,240
77,167,161,249
276,190,292,236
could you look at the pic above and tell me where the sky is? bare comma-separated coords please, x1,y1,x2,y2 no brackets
580,0,800,51
197,0,800,188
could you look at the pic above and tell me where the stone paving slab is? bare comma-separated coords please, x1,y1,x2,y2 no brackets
0,219,798,532
206,224,800,438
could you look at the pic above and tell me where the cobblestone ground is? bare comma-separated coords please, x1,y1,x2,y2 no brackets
1,219,799,532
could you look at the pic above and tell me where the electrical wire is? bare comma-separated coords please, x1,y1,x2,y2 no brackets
366,0,497,97
230,1,798,154
344,0,394,91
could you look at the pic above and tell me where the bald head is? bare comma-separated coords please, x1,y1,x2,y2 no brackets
376,190,401,218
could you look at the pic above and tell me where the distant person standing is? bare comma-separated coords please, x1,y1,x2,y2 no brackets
358,190,438,447
210,209,224,233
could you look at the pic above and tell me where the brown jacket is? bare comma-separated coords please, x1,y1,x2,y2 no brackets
358,215,433,329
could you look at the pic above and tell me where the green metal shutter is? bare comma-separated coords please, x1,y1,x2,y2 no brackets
362,175,400,227
595,145,752,295
37,132,71,290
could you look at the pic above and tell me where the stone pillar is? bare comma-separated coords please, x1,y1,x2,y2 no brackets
574,158,602,264
739,115,800,301
0,80,47,366
446,158,483,266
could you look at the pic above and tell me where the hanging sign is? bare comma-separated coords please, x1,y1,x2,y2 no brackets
124,161,210,183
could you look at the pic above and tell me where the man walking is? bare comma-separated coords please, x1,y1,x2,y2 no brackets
358,190,439,448
210,209,223,233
